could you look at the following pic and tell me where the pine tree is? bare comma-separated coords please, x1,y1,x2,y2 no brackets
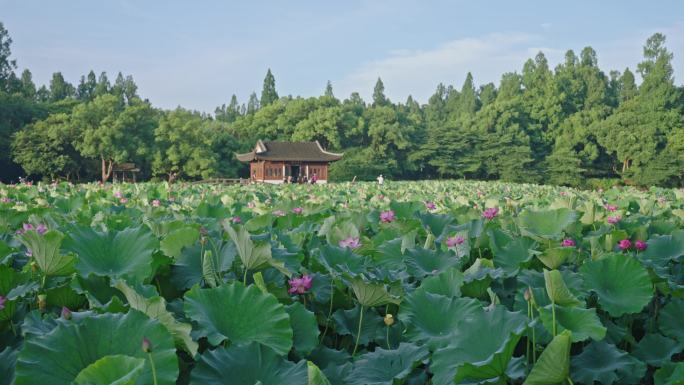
260,69,278,106
324,80,334,98
19,69,36,99
372,78,388,106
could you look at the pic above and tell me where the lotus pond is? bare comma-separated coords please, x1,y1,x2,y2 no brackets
1,180,684,385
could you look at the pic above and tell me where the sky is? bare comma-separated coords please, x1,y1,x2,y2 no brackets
2,0,684,113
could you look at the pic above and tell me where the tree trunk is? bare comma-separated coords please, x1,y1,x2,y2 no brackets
101,156,114,183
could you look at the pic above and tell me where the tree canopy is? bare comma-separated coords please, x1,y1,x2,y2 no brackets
1,21,683,187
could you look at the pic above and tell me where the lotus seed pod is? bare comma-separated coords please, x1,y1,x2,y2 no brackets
384,313,394,326
38,294,47,312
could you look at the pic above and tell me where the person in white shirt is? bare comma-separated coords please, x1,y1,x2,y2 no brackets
377,174,384,185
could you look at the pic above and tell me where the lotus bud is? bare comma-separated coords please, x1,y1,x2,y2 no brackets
61,306,72,320
524,287,531,302
384,313,395,326
38,294,47,312
142,337,153,353
30,261,38,272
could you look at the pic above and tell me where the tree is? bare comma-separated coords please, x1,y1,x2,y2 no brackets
324,80,334,98
619,68,637,103
49,72,75,101
247,92,260,114
77,70,97,101
94,72,110,97
260,69,278,106
71,94,156,182
19,69,36,99
372,78,388,107
11,113,82,179
0,22,17,91
152,108,218,181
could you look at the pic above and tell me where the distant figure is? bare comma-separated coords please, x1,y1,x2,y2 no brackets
311,172,318,184
287,175,293,184
377,174,384,185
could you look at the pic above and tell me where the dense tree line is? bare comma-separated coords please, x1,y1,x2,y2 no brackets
1,21,683,187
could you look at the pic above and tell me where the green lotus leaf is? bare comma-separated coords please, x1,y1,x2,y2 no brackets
15,310,178,385
538,304,606,342
74,355,145,385
45,283,87,310
489,228,537,275
171,243,235,290
350,278,400,308
332,305,382,347
113,280,198,356
189,343,307,385
0,265,29,321
418,267,464,298
18,229,75,275
633,334,682,367
417,212,454,238
308,346,353,385
659,299,684,343
327,221,360,247
654,362,684,385
184,282,293,355
0,347,17,385
544,269,581,307
307,361,333,385
570,341,646,385
404,248,461,278
431,306,528,385
399,289,482,350
159,224,199,259
522,330,572,385
286,302,320,355
580,254,652,317
537,247,574,270
640,230,684,266
63,226,159,283
316,245,366,277
518,208,578,240
224,224,272,271
348,343,428,385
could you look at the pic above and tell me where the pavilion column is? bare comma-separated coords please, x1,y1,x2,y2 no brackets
306,165,309,179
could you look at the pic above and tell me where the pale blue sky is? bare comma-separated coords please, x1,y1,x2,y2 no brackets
2,0,683,112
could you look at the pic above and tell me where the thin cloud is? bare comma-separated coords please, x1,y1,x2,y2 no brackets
335,33,543,103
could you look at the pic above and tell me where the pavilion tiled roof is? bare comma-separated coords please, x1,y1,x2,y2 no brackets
236,140,343,162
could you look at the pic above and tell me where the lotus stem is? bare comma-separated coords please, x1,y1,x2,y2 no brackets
352,305,364,356
386,325,391,350
147,352,158,385
243,269,248,285
320,279,335,343
567,377,574,385
551,301,557,336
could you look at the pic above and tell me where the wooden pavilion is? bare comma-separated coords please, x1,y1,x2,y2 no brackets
236,140,343,184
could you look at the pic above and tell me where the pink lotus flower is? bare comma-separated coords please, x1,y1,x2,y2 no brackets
446,235,465,247
0,197,10,203
561,239,576,247
635,240,647,251
151,199,161,207
425,201,436,210
292,207,303,214
604,204,618,212
380,210,396,223
339,236,361,249
142,337,152,353
119,198,128,204
657,197,667,204
16,223,34,235
36,224,47,235
61,306,72,320
247,201,256,208
114,191,123,199
377,195,385,200
607,216,621,225
288,275,313,295
273,210,286,217
618,239,632,250
26,249,32,257
0,296,5,311
560,191,568,196
230,216,241,224
482,207,499,220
